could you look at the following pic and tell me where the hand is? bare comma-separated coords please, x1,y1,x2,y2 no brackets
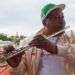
3,45,23,67
29,35,57,54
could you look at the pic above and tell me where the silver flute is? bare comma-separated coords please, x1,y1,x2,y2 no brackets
0,26,70,63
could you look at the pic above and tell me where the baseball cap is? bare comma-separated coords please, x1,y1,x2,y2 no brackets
41,3,65,21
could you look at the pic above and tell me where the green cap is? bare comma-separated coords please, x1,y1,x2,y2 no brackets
41,3,65,21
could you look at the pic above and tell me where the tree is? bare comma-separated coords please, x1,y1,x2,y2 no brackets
0,33,10,41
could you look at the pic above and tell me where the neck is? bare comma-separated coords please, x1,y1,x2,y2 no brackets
42,27,53,36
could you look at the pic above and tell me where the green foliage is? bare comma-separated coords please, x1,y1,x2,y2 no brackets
8,35,26,45
0,33,26,45
0,33,11,41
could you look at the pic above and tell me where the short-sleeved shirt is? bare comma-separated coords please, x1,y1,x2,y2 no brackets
38,36,68,75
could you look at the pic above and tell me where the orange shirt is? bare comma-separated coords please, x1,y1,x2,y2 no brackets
0,67,12,75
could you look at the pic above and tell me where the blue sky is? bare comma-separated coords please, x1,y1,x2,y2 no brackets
0,0,75,36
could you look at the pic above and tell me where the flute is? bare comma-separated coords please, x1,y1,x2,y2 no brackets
0,26,70,63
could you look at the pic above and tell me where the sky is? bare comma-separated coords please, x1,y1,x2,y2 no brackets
0,0,75,36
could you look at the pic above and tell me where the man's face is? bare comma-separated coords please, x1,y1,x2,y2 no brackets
45,8,65,33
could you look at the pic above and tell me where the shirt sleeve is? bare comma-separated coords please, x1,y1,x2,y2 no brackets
57,44,70,56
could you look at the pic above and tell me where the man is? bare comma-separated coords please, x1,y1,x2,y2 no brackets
2,3,75,75
29,3,68,75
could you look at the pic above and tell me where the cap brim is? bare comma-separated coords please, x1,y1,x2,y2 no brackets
56,4,65,10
